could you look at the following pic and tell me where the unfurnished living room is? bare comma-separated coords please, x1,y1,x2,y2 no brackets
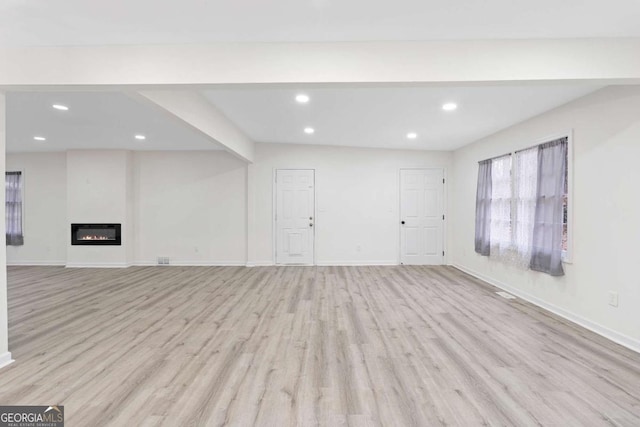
0,1,640,426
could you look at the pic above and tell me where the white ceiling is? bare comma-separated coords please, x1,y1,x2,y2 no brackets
6,92,223,152
204,85,600,151
7,86,602,153
1,0,639,47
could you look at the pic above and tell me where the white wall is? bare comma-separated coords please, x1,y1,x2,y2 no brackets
248,143,452,265
66,150,134,267
451,86,640,351
133,151,247,265
8,145,452,268
0,93,10,367
6,153,67,265
7,150,248,267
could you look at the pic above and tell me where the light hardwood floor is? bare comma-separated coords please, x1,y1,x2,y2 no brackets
1,266,639,426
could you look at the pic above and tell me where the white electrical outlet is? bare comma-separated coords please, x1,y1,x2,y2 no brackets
157,256,170,265
356,245,362,252
608,291,619,307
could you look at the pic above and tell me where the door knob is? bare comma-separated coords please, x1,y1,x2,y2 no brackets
401,221,405,225
309,223,313,227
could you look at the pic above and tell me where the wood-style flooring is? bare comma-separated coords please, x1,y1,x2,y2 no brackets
1,265,639,426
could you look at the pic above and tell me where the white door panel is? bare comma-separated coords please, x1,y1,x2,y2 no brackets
276,169,315,265
424,189,439,217
407,229,420,255
400,169,444,265
424,227,439,255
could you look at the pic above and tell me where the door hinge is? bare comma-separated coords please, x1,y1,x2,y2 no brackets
443,251,445,256
443,178,445,184
442,214,445,220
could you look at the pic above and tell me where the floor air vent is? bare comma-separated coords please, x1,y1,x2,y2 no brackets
496,291,516,300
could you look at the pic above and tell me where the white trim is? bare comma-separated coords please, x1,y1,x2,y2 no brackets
452,263,640,354
246,261,276,267
249,261,399,267
272,169,277,265
65,262,131,268
13,261,258,267
8,260,66,266
316,260,398,266
443,167,448,264
0,352,14,370
11,261,247,267
134,261,246,267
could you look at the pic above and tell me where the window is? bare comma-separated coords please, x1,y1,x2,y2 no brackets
489,155,512,259
512,146,538,267
6,171,24,246
475,134,570,276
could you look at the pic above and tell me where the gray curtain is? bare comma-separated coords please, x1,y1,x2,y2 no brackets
530,138,567,276
6,171,24,246
475,160,492,256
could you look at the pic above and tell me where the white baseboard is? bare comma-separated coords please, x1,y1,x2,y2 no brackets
134,261,246,267
13,260,400,268
246,261,275,267
0,352,14,370
247,261,399,267
65,262,131,268
8,260,66,266
452,263,640,354
315,260,399,266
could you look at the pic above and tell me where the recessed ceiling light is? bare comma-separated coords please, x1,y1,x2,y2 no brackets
33,136,46,141
296,94,310,104
52,104,69,111
407,132,418,139
304,127,315,134
442,102,458,111
135,134,146,140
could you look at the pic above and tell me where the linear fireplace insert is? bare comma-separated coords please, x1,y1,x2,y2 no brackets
71,223,121,246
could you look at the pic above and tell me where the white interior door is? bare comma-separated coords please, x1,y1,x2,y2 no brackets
275,169,315,265
400,169,445,265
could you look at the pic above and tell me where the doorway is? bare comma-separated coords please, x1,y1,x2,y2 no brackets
275,169,315,265
399,168,445,265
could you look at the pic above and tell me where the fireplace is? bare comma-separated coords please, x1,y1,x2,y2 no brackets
71,223,121,246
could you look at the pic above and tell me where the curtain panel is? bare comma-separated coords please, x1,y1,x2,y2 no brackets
474,136,567,277
474,160,492,255
529,138,568,276
6,171,24,246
